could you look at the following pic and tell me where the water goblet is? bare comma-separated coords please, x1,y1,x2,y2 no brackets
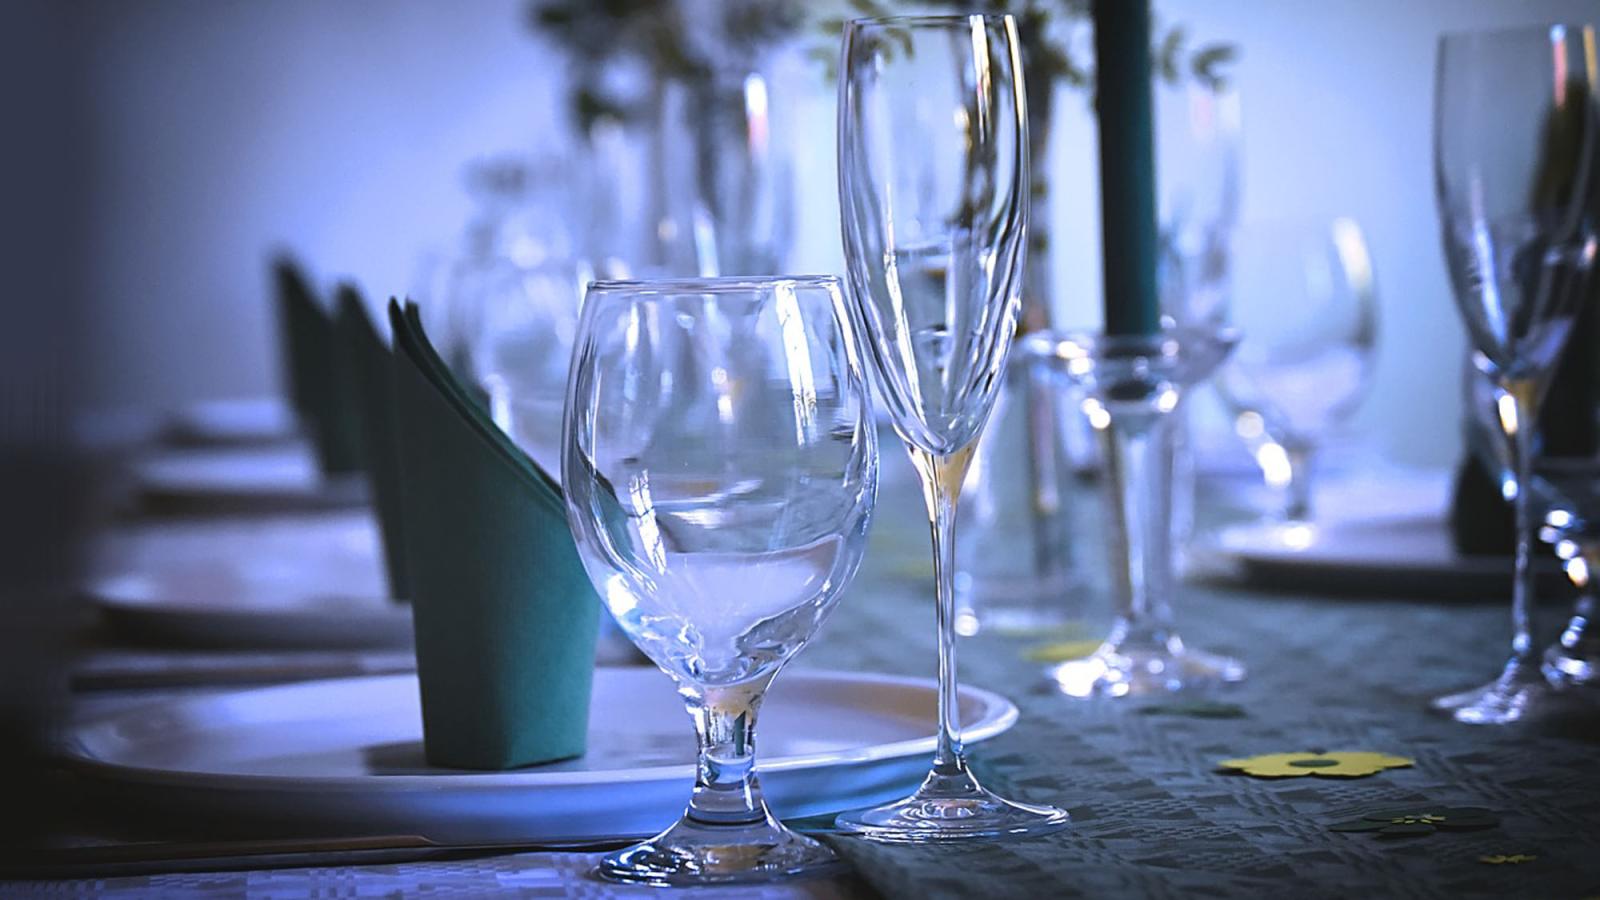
834,13,1069,842
1214,217,1379,522
562,276,878,884
1430,23,1600,724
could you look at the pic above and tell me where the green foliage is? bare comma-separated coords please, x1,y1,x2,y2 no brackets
814,0,1237,93
525,0,807,131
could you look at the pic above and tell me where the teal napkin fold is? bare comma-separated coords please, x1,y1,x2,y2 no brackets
387,298,599,770
272,257,363,475
335,286,410,602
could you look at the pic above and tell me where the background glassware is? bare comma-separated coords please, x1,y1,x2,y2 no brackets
1043,327,1244,697
471,256,591,476
835,13,1069,842
1431,23,1600,724
562,276,878,885
1214,217,1379,522
1159,79,1243,329
955,339,1091,635
1539,466,1600,690
421,156,580,380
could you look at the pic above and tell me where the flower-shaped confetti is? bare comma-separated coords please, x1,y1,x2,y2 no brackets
1329,805,1499,837
1479,854,1536,865
1023,640,1103,663
1217,751,1413,778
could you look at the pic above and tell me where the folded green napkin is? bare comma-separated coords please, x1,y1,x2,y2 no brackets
335,286,410,602
387,298,598,770
272,256,363,475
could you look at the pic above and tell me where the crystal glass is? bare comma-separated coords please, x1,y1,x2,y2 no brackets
562,276,878,885
1158,79,1243,327
1040,328,1244,697
835,13,1069,842
1431,23,1600,724
1214,217,1379,522
955,338,1090,635
1539,464,1600,690
472,256,590,475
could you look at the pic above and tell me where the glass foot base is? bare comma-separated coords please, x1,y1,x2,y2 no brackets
1047,643,1246,697
1544,644,1600,689
596,814,843,887
833,766,1070,844
1430,656,1557,724
1543,608,1600,689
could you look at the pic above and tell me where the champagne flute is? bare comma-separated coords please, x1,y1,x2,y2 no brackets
834,14,1069,841
562,276,878,884
1431,23,1600,724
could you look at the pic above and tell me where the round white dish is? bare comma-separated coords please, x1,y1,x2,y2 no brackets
89,513,409,649
163,397,297,448
62,668,1018,843
132,445,366,515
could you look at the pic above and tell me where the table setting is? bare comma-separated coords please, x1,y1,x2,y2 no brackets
11,2,1600,898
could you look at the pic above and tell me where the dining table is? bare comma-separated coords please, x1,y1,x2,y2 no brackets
9,446,1600,899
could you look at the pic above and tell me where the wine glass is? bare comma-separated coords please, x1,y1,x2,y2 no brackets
834,14,1069,841
562,276,878,885
1214,217,1380,522
1431,23,1600,724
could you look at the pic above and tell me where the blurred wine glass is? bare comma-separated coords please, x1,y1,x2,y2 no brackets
1215,218,1379,522
1431,23,1599,725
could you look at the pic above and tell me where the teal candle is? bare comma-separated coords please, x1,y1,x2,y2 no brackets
1093,0,1161,336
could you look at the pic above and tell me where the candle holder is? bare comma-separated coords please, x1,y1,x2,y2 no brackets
1031,326,1245,697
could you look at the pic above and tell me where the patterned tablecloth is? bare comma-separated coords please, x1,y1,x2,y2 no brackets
12,466,1600,898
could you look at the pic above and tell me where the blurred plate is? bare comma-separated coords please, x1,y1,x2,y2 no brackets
61,669,1017,844
163,397,297,448
131,445,366,515
88,513,409,649
1207,468,1561,598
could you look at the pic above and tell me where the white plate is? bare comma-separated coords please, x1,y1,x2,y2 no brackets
89,513,410,649
132,445,366,515
1207,468,1556,597
62,668,1017,843
164,397,297,448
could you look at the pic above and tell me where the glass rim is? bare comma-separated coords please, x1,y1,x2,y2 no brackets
1436,21,1595,44
844,13,1016,30
585,275,842,296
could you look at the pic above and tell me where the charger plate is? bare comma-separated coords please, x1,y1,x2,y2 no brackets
163,397,297,448
132,445,367,515
88,513,409,649
1206,468,1560,598
62,669,1017,844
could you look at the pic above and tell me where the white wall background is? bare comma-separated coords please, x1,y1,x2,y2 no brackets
77,0,1599,467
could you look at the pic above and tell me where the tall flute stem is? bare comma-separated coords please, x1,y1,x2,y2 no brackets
1502,381,1540,663
909,445,975,773
682,680,771,826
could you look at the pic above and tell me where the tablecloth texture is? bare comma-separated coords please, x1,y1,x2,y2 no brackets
14,469,1600,898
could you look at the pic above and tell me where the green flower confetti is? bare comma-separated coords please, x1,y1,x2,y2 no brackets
1138,701,1247,719
1329,806,1499,838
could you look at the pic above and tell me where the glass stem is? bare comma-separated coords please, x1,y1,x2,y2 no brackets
1099,409,1176,648
1503,381,1539,664
909,445,975,774
1284,442,1315,523
681,680,771,827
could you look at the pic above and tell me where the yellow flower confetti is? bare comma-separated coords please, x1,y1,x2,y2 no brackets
1023,639,1104,663
1217,750,1414,778
1479,854,1537,865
